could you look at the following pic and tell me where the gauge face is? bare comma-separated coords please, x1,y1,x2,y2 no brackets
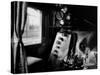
60,20,64,25
56,11,63,20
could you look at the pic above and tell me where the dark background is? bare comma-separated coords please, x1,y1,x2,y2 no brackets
25,2,97,58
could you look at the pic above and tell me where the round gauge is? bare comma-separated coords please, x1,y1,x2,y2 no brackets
66,13,71,20
60,20,64,25
56,11,63,20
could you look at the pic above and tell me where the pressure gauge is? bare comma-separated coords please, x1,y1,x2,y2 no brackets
56,11,63,20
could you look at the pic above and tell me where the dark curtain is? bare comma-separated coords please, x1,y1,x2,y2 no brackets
11,1,28,73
